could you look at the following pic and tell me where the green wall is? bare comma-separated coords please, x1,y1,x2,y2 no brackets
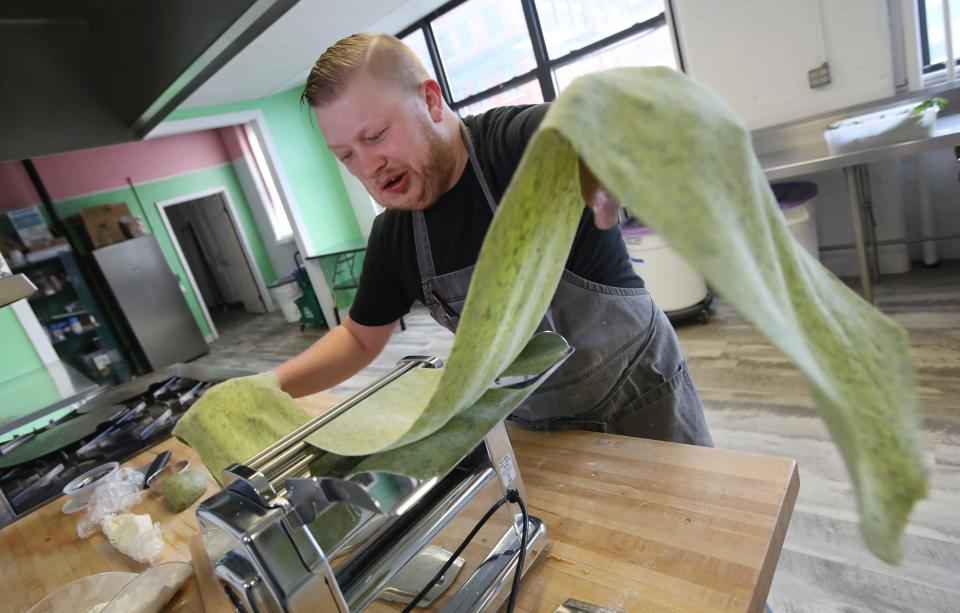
0,306,43,383
168,86,362,255
0,306,67,437
0,366,65,437
52,164,276,338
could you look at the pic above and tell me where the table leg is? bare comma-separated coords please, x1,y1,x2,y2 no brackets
844,166,874,303
917,153,940,265
855,165,881,283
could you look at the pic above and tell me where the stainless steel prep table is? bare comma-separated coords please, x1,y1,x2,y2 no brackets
755,82,960,302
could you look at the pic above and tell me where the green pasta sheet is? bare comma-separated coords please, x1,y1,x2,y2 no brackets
173,333,570,486
308,332,573,481
303,368,443,456
515,67,924,563
304,331,573,457
309,386,529,483
172,372,310,484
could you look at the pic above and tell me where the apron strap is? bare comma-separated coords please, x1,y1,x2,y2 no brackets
412,121,496,283
460,121,498,215
412,209,437,282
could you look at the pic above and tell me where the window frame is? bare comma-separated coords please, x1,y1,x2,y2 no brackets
397,0,676,114
917,0,959,75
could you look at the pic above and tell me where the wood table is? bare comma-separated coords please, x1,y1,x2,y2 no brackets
0,392,798,612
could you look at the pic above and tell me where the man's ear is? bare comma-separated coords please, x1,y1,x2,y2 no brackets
421,79,445,123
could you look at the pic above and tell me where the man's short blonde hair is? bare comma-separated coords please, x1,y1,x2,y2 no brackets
301,33,431,108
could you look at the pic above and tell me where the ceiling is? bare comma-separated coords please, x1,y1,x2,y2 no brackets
179,0,449,109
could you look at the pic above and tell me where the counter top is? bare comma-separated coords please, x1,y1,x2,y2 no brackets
0,392,798,612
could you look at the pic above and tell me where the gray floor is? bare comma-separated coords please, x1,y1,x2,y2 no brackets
193,262,960,612
193,305,455,397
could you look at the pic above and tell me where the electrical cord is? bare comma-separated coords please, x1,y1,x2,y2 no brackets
401,488,529,613
505,489,529,613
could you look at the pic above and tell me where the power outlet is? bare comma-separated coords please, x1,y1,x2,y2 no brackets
808,61,831,88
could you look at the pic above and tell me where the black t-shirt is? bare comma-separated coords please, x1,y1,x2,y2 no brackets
349,104,643,326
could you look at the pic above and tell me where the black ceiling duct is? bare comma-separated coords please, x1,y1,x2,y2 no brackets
0,0,299,161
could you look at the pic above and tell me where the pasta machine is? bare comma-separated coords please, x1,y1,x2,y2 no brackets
196,333,572,612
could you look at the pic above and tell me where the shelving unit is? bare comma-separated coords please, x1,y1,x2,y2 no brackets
15,251,131,385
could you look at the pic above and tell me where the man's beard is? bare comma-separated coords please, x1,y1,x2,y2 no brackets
373,116,452,212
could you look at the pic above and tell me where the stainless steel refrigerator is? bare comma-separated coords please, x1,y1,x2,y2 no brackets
93,235,207,370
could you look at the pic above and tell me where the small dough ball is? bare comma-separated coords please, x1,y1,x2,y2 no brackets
163,469,208,513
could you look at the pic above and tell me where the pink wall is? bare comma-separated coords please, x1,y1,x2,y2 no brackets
0,130,231,211
218,125,252,161
0,162,39,211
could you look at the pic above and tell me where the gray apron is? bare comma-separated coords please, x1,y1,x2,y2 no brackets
411,124,712,446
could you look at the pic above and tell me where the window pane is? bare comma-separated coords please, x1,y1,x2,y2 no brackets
433,0,537,101
922,0,960,69
925,0,948,65
456,79,544,117
400,29,438,82
538,0,665,59
553,26,676,93
244,123,293,240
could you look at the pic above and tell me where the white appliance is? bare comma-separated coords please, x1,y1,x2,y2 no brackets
622,224,709,319
268,277,303,324
772,182,820,259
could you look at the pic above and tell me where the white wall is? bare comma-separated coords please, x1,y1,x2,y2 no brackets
674,0,896,130
336,161,381,239
900,150,960,261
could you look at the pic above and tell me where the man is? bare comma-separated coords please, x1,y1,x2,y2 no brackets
274,33,712,446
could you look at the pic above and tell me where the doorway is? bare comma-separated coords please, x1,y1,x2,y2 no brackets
158,189,272,337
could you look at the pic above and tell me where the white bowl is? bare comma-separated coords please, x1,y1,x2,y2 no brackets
61,462,119,513
25,572,137,613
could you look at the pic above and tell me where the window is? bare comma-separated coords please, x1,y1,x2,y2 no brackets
918,0,960,74
484,8,503,36
398,0,677,116
243,123,293,241
458,79,545,116
432,0,537,101
553,25,676,92
538,0,665,59
400,30,438,82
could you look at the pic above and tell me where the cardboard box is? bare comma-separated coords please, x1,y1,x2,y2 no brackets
72,203,131,250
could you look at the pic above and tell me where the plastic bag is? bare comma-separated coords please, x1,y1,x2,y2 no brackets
77,467,145,539
100,513,164,564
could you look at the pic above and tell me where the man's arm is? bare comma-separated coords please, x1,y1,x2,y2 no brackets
274,315,397,398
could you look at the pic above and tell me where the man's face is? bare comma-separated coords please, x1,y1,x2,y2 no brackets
317,73,450,211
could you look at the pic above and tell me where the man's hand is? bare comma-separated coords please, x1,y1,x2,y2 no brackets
579,160,622,229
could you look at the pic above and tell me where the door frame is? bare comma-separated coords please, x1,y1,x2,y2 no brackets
148,110,340,328
157,186,275,340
